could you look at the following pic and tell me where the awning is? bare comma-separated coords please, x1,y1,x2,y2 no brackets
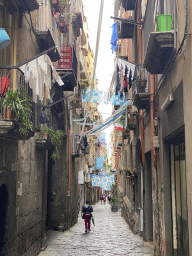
85,100,131,135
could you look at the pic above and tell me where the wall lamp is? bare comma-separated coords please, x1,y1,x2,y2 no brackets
161,93,174,111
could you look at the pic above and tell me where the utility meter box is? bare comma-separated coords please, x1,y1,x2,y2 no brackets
153,136,159,148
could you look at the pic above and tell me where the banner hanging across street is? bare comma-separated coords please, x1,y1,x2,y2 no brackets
82,89,103,103
91,173,115,191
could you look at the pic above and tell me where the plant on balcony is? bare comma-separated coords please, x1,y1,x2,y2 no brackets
39,126,64,161
80,80,89,94
3,89,34,137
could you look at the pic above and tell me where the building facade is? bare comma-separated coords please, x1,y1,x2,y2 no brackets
112,0,192,255
0,0,101,255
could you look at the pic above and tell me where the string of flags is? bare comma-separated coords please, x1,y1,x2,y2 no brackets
104,91,126,105
114,121,123,132
82,89,103,104
91,173,115,191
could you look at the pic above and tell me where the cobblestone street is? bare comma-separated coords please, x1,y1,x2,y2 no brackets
38,202,154,256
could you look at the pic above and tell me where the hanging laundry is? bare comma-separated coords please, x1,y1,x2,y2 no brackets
83,135,89,148
0,73,10,96
120,64,124,92
129,69,132,89
110,22,118,52
124,65,128,92
115,65,120,95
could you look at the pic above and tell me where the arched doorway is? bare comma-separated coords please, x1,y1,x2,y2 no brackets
0,184,8,255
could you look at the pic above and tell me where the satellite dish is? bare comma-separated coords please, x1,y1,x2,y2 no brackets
0,28,10,49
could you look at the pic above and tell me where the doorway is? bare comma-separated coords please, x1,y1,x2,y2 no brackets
171,142,189,255
0,184,8,255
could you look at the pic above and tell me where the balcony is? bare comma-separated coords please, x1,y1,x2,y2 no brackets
121,0,136,11
143,32,174,74
80,30,87,46
36,29,60,62
72,135,82,157
57,45,77,91
118,20,134,39
127,113,137,130
133,93,150,110
132,76,150,109
8,0,39,13
72,13,83,38
122,129,130,139
0,69,41,140
35,2,60,62
72,93,82,111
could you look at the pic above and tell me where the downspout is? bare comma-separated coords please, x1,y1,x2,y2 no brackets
150,74,160,251
68,127,71,195
67,110,71,195
11,12,18,91
138,0,144,166
140,114,144,165
150,75,155,167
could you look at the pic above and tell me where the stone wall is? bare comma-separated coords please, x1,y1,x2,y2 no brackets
16,137,44,256
0,136,44,255
122,196,139,234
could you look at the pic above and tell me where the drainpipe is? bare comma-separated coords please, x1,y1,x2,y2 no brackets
11,12,18,91
67,109,71,196
150,75,155,165
41,150,48,250
190,0,192,254
138,0,144,166
140,114,144,166
150,74,160,251
68,127,71,195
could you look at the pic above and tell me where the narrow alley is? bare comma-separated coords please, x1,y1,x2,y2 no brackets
38,202,153,256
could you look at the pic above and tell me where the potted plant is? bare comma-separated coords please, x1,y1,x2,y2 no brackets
3,89,34,137
39,126,64,161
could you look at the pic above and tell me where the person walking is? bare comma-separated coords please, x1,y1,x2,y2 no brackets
81,201,93,233
100,194,103,204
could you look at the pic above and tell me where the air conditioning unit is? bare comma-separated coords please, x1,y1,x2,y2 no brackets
74,87,78,95
85,173,91,183
72,135,82,157
84,146,90,154
153,136,159,148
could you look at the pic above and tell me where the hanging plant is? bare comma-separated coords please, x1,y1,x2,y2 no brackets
40,127,64,161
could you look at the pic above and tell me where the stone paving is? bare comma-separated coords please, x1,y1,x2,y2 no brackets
38,202,154,256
